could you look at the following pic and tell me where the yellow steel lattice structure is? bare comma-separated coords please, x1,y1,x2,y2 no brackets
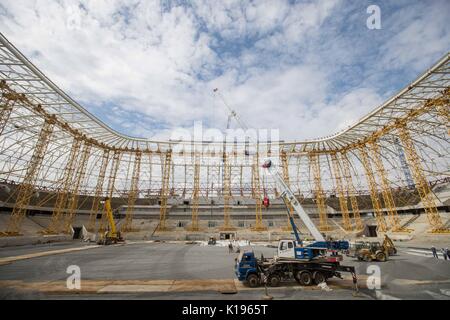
121,151,142,232
397,124,449,233
1,119,54,236
359,146,388,232
340,152,364,230
221,152,235,230
330,152,352,231
88,149,110,231
0,84,17,136
0,34,449,237
45,137,82,234
309,153,331,232
251,156,267,231
63,142,92,233
368,140,410,232
157,150,172,231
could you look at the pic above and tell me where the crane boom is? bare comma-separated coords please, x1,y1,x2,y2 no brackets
262,159,325,242
213,88,249,131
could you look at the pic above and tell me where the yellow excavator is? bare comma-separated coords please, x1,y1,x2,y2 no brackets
354,235,397,262
97,198,124,245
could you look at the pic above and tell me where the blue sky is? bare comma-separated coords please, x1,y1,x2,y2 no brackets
0,0,449,141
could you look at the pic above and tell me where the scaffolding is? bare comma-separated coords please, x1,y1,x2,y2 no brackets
397,124,449,233
63,142,92,233
188,153,201,231
309,153,331,232
330,152,352,231
341,152,364,230
359,146,388,233
157,150,172,231
46,137,82,234
221,152,234,230
88,149,110,231
0,85,17,136
369,140,410,232
1,119,54,236
121,151,142,232
251,156,267,231
0,34,448,237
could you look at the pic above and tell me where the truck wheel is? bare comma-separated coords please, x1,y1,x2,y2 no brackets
376,252,387,262
363,255,372,262
267,274,281,287
297,271,313,286
313,272,326,285
246,274,259,288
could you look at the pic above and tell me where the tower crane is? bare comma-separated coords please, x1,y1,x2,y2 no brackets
213,88,249,131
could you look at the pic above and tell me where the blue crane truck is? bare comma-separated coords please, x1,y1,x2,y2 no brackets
235,160,358,290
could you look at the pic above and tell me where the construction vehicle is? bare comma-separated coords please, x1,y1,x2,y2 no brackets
235,159,358,290
355,242,388,262
382,234,397,255
349,235,396,262
97,198,124,245
208,237,217,245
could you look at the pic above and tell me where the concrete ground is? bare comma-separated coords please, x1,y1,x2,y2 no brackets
0,240,449,300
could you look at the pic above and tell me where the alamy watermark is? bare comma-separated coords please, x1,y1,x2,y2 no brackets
366,5,381,30
66,265,81,290
366,264,381,290
169,121,280,167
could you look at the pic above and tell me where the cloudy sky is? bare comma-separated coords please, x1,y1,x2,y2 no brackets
0,0,448,141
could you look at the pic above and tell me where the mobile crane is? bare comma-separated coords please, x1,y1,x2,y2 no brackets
97,198,124,245
235,159,358,290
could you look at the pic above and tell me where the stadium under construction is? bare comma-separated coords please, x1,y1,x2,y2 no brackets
0,32,449,300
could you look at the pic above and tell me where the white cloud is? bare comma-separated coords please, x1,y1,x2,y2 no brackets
0,0,448,142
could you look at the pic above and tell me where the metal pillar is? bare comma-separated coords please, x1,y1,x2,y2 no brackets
188,153,200,231
121,151,142,232
1,119,54,236
341,152,364,230
88,149,110,231
369,140,409,232
359,146,387,232
221,153,234,230
157,150,172,231
309,153,331,232
46,137,82,234
63,142,92,233
251,156,266,231
330,152,352,231
398,124,449,233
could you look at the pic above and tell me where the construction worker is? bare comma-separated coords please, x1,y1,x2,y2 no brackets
431,246,439,259
441,248,448,260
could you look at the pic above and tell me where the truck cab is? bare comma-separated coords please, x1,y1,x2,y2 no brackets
235,251,260,287
278,240,295,258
